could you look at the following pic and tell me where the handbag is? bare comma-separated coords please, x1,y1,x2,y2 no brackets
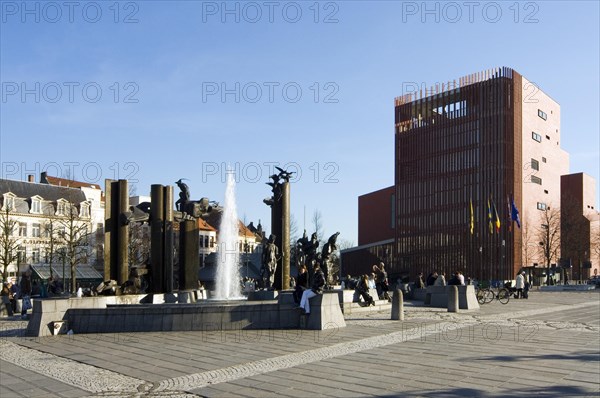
22,295,32,311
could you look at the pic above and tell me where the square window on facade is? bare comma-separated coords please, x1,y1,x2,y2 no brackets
531,176,542,185
542,157,547,163
537,202,547,210
538,109,547,120
31,200,41,213
532,132,542,142
18,223,27,237
531,159,539,171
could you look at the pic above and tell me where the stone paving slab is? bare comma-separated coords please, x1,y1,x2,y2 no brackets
0,291,598,397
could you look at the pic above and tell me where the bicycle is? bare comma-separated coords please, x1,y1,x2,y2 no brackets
476,286,510,305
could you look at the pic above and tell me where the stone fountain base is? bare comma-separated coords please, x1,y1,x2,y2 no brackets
25,292,345,336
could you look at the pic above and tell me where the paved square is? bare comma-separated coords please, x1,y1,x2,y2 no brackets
1,291,599,397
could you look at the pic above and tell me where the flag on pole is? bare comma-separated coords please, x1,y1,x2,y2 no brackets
492,200,501,232
510,194,521,229
487,198,493,234
507,195,513,232
469,198,474,235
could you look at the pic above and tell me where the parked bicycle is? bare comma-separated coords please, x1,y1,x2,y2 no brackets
476,286,510,305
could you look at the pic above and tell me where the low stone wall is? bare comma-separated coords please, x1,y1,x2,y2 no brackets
539,285,597,291
25,292,345,336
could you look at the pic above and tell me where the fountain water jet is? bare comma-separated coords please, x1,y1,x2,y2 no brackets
214,170,242,299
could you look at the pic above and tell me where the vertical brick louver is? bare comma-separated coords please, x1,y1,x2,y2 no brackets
394,67,521,281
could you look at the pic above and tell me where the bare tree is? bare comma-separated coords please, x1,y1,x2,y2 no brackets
312,209,324,242
521,218,535,267
58,200,91,293
536,206,561,285
128,222,150,268
591,220,600,265
42,218,63,279
0,205,20,281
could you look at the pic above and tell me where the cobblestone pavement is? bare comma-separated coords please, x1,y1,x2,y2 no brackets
0,291,598,397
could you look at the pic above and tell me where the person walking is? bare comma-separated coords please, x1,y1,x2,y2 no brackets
515,271,525,299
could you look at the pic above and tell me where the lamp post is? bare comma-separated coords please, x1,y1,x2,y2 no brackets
540,224,550,285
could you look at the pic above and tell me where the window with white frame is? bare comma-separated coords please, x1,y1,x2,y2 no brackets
2,194,15,211
80,202,90,218
32,223,41,238
18,223,27,237
56,200,67,216
537,202,547,211
31,197,42,214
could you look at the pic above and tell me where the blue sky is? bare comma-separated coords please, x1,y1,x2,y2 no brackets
1,0,599,244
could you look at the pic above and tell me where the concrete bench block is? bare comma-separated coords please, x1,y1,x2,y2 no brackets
305,293,346,330
424,285,479,310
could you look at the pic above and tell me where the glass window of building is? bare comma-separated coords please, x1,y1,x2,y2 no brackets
532,132,542,142
18,223,27,237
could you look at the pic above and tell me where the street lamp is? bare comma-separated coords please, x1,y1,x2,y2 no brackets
540,223,550,285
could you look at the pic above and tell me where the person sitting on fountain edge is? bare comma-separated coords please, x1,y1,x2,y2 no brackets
297,263,325,315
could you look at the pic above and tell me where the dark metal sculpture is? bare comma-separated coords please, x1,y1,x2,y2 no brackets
263,168,294,290
296,230,309,268
304,232,320,266
261,234,279,289
175,179,191,212
321,232,340,286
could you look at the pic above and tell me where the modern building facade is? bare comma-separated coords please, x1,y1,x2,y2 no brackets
392,67,570,281
561,173,599,280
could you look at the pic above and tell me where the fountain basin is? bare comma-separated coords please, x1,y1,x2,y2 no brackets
25,292,345,336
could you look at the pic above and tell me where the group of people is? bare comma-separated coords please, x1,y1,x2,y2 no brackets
294,262,325,315
340,263,392,306
1,268,32,318
421,271,468,287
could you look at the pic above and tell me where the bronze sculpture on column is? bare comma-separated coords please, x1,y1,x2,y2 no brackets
263,168,293,290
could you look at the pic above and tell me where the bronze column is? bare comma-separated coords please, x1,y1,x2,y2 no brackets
150,185,164,293
281,182,290,290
